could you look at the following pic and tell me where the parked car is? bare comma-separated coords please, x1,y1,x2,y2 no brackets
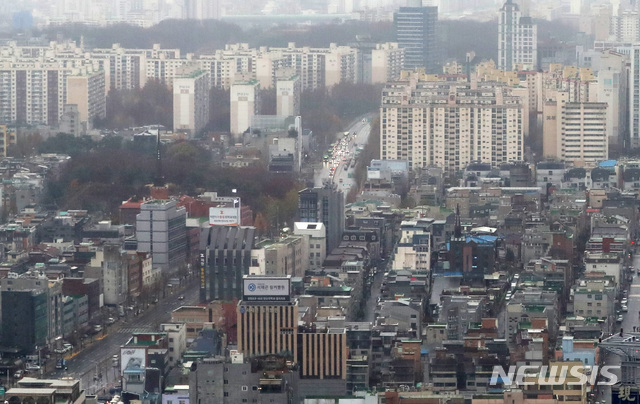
63,343,73,351
622,305,629,313
25,364,40,371
93,325,103,333
617,315,624,323
14,370,23,379
178,295,184,300
106,317,116,325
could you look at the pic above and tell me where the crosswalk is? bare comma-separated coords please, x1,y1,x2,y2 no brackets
117,326,154,334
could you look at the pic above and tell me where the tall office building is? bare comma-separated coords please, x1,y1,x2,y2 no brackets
199,226,256,302
380,71,524,172
498,0,537,71
298,187,345,253
236,276,299,363
394,2,439,73
136,199,188,273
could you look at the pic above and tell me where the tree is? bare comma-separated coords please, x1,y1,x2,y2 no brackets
254,213,269,238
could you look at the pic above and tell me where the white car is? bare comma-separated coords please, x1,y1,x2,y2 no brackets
621,305,629,312
25,364,41,371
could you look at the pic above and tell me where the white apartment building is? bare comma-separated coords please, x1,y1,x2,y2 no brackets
0,61,105,127
498,0,537,71
380,71,524,172
276,74,301,117
230,80,260,136
173,66,210,137
561,102,608,164
371,42,405,84
543,91,608,165
630,45,640,147
611,11,640,42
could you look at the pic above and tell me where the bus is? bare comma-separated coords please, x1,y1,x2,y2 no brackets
323,154,329,162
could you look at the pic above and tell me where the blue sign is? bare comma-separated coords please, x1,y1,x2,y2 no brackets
248,283,256,292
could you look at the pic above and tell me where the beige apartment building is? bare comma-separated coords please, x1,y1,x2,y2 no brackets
371,42,405,84
380,70,523,172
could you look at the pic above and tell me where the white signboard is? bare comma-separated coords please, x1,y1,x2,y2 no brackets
243,277,291,302
209,207,240,226
120,347,146,374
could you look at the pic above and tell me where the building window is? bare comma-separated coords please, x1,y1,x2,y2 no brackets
242,386,248,391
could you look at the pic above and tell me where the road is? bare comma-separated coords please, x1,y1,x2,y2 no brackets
314,115,374,201
47,280,200,395
596,255,640,401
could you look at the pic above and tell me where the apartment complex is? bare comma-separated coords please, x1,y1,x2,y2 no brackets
0,62,105,128
380,71,524,172
230,80,260,136
394,2,439,73
172,66,210,137
498,0,537,71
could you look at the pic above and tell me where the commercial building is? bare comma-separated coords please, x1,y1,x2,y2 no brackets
230,80,260,136
172,66,210,137
498,0,537,71
236,276,298,363
293,222,327,272
136,199,188,273
380,71,524,172
0,271,64,352
199,226,256,302
394,2,439,73
298,186,345,253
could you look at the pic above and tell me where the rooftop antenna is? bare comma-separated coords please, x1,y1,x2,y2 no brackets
154,131,165,187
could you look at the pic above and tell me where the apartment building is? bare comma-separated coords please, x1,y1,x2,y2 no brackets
66,68,107,130
276,73,301,117
380,71,524,172
371,42,405,84
230,79,260,136
172,66,210,137
0,62,104,127
498,0,537,71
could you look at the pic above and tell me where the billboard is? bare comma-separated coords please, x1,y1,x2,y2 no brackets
120,346,146,374
209,207,240,226
242,277,291,302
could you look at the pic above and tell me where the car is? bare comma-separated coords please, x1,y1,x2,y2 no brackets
56,359,67,370
622,298,628,305
622,305,629,312
106,317,116,325
178,295,184,300
14,370,23,379
63,343,73,351
617,315,624,323
93,325,103,333
26,364,41,371
54,347,66,354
